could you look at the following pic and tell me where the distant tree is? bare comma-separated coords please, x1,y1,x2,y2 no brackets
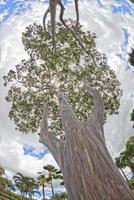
13,173,39,200
26,178,40,200
115,136,134,189
115,136,134,174
39,165,63,198
13,173,27,199
37,174,47,200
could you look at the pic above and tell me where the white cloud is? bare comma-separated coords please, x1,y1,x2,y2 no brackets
0,0,134,181
0,1,56,178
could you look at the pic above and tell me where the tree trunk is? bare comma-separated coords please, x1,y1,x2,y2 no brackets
51,180,55,197
21,191,24,200
29,193,32,200
42,183,46,200
60,123,134,200
39,82,134,200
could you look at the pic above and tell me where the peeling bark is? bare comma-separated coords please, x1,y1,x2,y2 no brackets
39,84,134,200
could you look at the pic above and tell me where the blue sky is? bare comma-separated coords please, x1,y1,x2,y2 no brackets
0,0,70,25
111,0,134,14
23,144,49,159
0,0,133,24
96,0,134,14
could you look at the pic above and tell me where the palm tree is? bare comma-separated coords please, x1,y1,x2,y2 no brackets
42,165,63,198
14,173,40,200
37,174,47,200
13,173,30,199
13,173,25,199
26,178,40,200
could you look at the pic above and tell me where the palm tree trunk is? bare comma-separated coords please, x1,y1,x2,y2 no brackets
42,183,46,200
39,84,134,200
21,191,24,200
29,193,32,200
51,180,55,197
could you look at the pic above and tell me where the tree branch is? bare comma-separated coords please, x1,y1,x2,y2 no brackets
58,0,98,69
84,81,104,125
39,103,62,167
43,7,50,31
74,0,79,27
49,0,58,51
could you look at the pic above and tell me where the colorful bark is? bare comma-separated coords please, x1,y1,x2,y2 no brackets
39,83,134,200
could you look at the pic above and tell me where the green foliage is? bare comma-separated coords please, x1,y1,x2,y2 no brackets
37,174,47,186
41,164,63,183
128,48,134,67
13,173,40,198
4,21,122,134
0,190,29,200
50,192,68,200
0,174,29,200
129,177,134,192
131,109,134,122
130,109,134,130
129,0,134,4
0,176,15,191
115,136,134,175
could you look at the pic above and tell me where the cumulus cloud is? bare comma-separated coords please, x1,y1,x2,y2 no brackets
0,0,134,182
0,0,56,177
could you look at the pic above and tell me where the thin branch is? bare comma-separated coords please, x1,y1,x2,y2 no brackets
49,0,58,51
74,0,79,27
43,7,50,31
58,0,98,68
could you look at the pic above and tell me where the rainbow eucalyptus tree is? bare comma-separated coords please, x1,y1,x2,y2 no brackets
4,21,134,199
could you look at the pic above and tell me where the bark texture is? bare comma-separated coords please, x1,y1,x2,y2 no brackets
39,83,134,200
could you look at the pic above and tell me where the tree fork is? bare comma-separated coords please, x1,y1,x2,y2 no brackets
39,83,134,200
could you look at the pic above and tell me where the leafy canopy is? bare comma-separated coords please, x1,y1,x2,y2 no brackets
4,20,122,135
115,136,134,174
